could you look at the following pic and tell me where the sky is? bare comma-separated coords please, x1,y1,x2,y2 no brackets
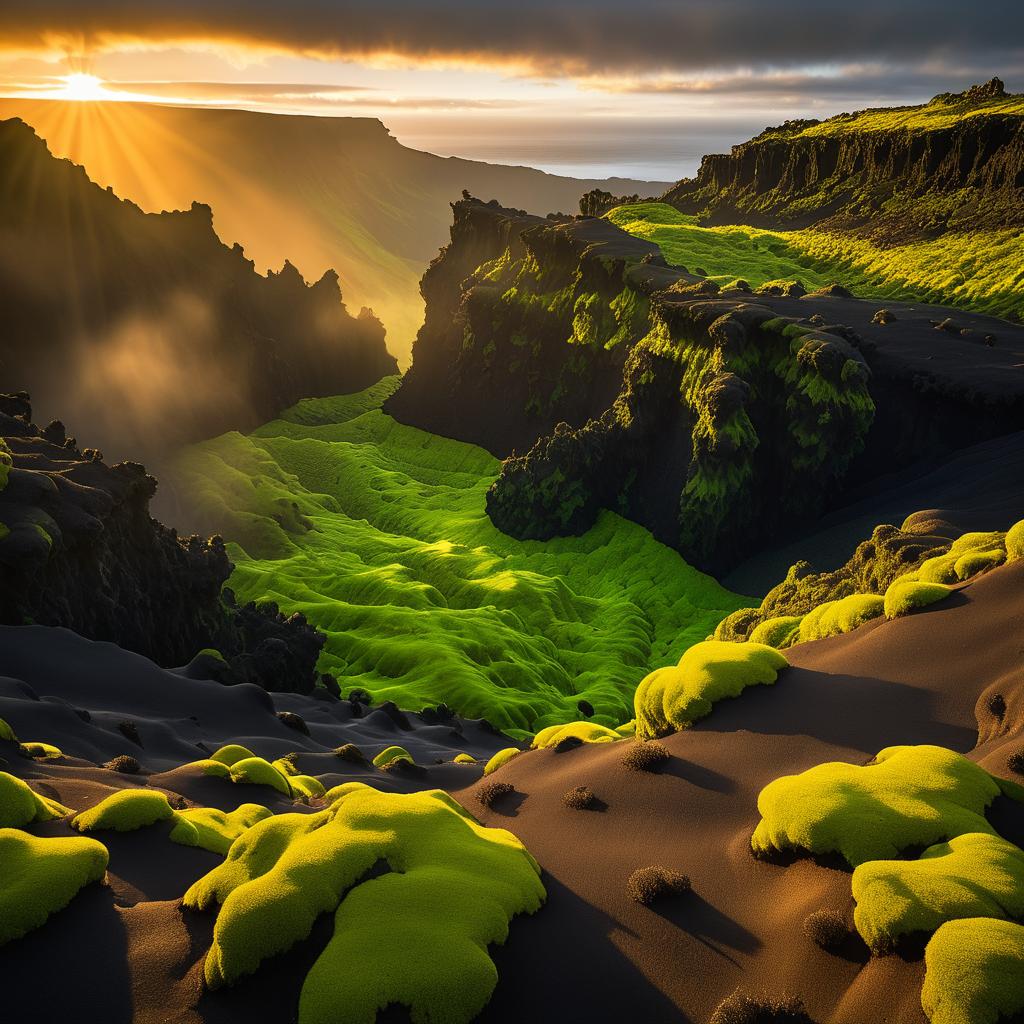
0,1,1022,179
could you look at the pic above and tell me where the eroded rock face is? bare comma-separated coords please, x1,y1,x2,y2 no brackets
0,396,324,691
0,117,397,467
387,197,1024,573
661,81,1024,239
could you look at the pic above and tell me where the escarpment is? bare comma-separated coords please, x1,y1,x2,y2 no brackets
662,80,1024,240
0,393,325,692
388,197,1024,573
0,117,397,468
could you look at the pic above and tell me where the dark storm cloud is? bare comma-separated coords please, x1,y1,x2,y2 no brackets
2,1,1022,82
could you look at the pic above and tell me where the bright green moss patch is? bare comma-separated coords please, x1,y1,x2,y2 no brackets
0,440,12,492
0,718,17,743
0,829,108,945
748,615,804,649
954,549,1005,580
635,640,788,739
72,789,174,833
884,580,954,619
170,378,747,737
209,744,256,767
289,775,326,799
185,787,544,1024
483,748,523,775
853,833,1024,953
751,745,1013,867
170,804,273,856
798,594,884,643
922,918,1024,1024
610,203,1024,320
372,745,414,769
0,771,70,828
21,741,63,760
454,753,477,764
532,722,623,748
1007,520,1024,562
228,757,293,795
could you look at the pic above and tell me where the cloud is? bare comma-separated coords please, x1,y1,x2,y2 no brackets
2,1,1022,83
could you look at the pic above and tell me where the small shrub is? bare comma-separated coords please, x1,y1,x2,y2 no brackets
348,688,373,705
1009,751,1024,776
988,694,1007,720
563,786,595,810
117,720,142,746
803,909,849,950
103,755,140,774
627,865,691,905
621,741,671,772
709,989,814,1024
276,711,309,735
332,743,367,764
477,781,514,808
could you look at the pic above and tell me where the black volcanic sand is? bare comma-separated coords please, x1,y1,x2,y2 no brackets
2,562,1024,1022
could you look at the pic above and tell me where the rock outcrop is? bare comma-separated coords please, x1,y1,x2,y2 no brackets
0,394,325,692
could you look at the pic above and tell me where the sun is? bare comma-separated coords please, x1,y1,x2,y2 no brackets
59,73,108,102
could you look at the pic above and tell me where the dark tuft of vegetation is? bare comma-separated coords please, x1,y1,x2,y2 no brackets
348,688,373,706
577,699,595,718
103,754,140,774
987,693,1007,719
332,743,367,764
709,989,815,1024
626,865,691,905
563,785,596,810
117,720,142,746
621,740,671,772
276,711,310,735
1008,751,1024,775
477,781,515,808
802,909,849,951
871,308,895,325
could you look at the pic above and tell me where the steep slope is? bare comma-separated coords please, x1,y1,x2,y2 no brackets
0,117,396,471
0,99,670,363
387,197,1024,573
662,78,1024,242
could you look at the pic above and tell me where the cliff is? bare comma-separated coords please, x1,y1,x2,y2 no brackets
0,117,397,468
662,79,1024,241
388,197,1024,572
0,393,325,692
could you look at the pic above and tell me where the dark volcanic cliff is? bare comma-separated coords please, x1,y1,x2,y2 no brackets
662,80,1024,240
0,117,397,467
0,393,325,692
388,197,1024,573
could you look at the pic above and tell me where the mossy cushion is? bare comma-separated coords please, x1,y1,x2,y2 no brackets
922,918,1024,1024
170,804,273,856
209,744,257,767
185,787,544,1024
72,789,175,833
532,722,622,748
0,829,108,945
752,745,1013,866
884,580,953,619
748,615,803,649
798,594,884,643
483,747,522,776
228,757,293,795
635,640,788,739
372,745,414,769
853,832,1024,952
0,771,71,828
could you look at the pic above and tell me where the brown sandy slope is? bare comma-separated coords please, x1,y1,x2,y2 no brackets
2,562,1023,1023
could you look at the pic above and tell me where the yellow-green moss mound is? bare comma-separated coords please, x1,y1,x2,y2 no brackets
372,745,414,769
635,640,788,739
884,580,954,619
209,744,257,767
483,748,524,776
228,757,293,795
0,771,71,828
532,722,623,748
752,745,1015,867
798,594,884,643
72,789,175,833
1007,520,1024,562
20,741,62,760
0,828,108,945
184,787,544,1024
170,804,273,856
748,615,804,649
922,918,1024,1024
853,833,1024,953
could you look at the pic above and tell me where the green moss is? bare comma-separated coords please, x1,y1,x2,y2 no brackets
922,918,1024,1024
0,718,16,743
0,440,12,492
209,744,257,767
609,202,1024,320
198,647,227,662
228,757,293,796
170,379,745,737
483,748,523,776
853,833,1024,953
454,753,477,764
0,829,108,945
0,771,71,828
532,722,623,748
954,549,1005,580
272,756,300,777
372,746,414,769
751,745,1015,867
1007,520,1024,562
72,789,175,833
170,804,273,856
192,758,232,778
884,580,954,619
21,741,63,759
798,593,884,642
748,615,804,649
184,787,544,1024
635,640,788,739
289,775,326,799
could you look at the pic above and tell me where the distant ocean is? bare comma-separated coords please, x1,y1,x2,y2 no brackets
387,115,768,184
